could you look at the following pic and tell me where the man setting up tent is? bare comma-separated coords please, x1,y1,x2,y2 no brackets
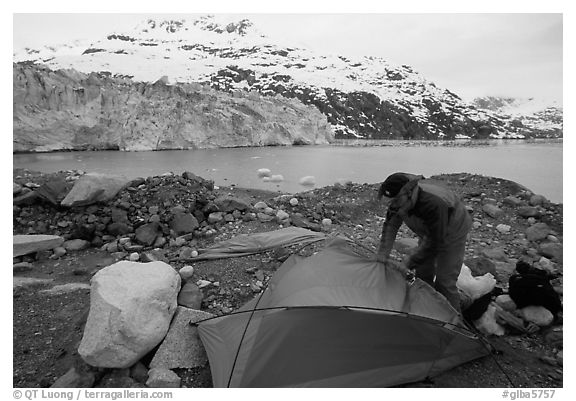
376,172,472,313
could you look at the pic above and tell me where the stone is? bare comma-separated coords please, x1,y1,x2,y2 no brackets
170,213,199,235
145,368,181,388
289,197,299,206
130,361,149,385
177,282,203,309
13,277,54,289
526,223,551,242
13,262,34,273
214,196,251,212
496,224,511,234
276,210,290,222
519,306,554,327
290,214,321,231
207,212,224,224
111,208,129,223
50,367,96,388
538,242,563,262
106,222,133,236
35,178,71,205
40,283,91,295
482,204,504,219
129,252,140,261
78,261,181,368
464,257,496,276
529,194,547,206
178,265,195,282
321,218,332,227
150,307,214,370
141,250,169,263
257,213,274,222
61,173,131,207
518,206,542,218
63,239,91,251
495,294,517,312
135,222,161,246
253,201,268,210
13,182,22,195
13,234,64,257
393,237,419,255
503,196,524,207
481,247,508,262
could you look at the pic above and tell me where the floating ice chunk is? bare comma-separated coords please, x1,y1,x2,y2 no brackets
257,168,272,178
299,176,316,186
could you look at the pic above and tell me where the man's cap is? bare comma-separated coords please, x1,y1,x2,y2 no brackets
378,172,412,198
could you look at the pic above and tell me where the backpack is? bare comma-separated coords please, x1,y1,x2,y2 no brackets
508,261,562,317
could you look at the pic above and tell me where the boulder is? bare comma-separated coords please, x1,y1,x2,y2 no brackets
13,234,64,257
149,307,214,370
145,368,181,388
464,257,497,277
495,294,517,312
253,201,268,210
526,223,551,242
207,212,224,224
481,247,508,262
63,239,91,251
61,173,131,207
78,261,181,368
482,204,504,219
214,196,251,212
276,210,290,222
35,178,71,205
519,306,554,327
50,366,96,388
177,282,203,309
518,206,542,218
111,208,129,223
503,196,524,207
107,222,133,236
170,213,199,235
538,242,563,262
529,194,548,206
135,222,161,246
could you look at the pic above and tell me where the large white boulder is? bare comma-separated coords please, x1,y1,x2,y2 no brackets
13,234,64,257
78,261,181,368
61,173,131,207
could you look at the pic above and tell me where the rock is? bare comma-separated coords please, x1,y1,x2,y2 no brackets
78,261,181,368
13,234,64,257
96,371,145,388
496,224,511,234
35,178,71,205
130,361,149,384
276,210,290,222
472,221,482,229
321,218,332,227
135,222,161,246
182,171,214,190
107,222,133,236
146,368,181,388
197,280,211,289
264,207,275,215
214,196,251,212
50,366,96,388
529,194,547,206
538,242,563,262
150,307,214,370
141,250,168,263
61,173,131,207
482,204,503,219
481,247,508,262
129,252,140,261
495,294,517,312
13,182,22,195
40,283,91,295
63,239,91,251
526,223,551,242
299,176,316,186
111,208,129,223
13,262,34,273
207,212,224,224
13,277,54,289
51,246,67,259
518,206,542,218
170,213,199,235
253,201,268,210
464,257,496,276
179,265,195,281
290,214,321,231
177,282,203,309
394,237,418,254
289,197,299,206
519,306,554,327
257,213,274,222
503,196,524,207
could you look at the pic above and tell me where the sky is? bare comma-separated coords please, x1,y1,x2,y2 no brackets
11,6,565,104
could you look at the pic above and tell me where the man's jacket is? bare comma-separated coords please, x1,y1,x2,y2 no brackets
378,176,472,267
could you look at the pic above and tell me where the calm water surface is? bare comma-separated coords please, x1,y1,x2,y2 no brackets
13,141,563,203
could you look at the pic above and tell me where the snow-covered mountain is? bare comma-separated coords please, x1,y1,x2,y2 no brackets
14,15,562,146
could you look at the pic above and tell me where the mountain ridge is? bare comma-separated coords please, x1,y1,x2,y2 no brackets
13,15,563,150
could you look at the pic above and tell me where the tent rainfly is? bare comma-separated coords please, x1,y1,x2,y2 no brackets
195,229,489,387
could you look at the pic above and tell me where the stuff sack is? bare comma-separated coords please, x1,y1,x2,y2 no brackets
508,261,562,317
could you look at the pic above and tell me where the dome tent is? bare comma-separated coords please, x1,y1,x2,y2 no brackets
195,230,489,387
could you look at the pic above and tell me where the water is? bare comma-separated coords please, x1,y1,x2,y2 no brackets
13,141,563,203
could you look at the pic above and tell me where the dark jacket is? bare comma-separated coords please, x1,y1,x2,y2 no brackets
378,176,472,267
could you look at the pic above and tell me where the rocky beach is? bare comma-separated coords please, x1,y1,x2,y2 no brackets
12,167,563,388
